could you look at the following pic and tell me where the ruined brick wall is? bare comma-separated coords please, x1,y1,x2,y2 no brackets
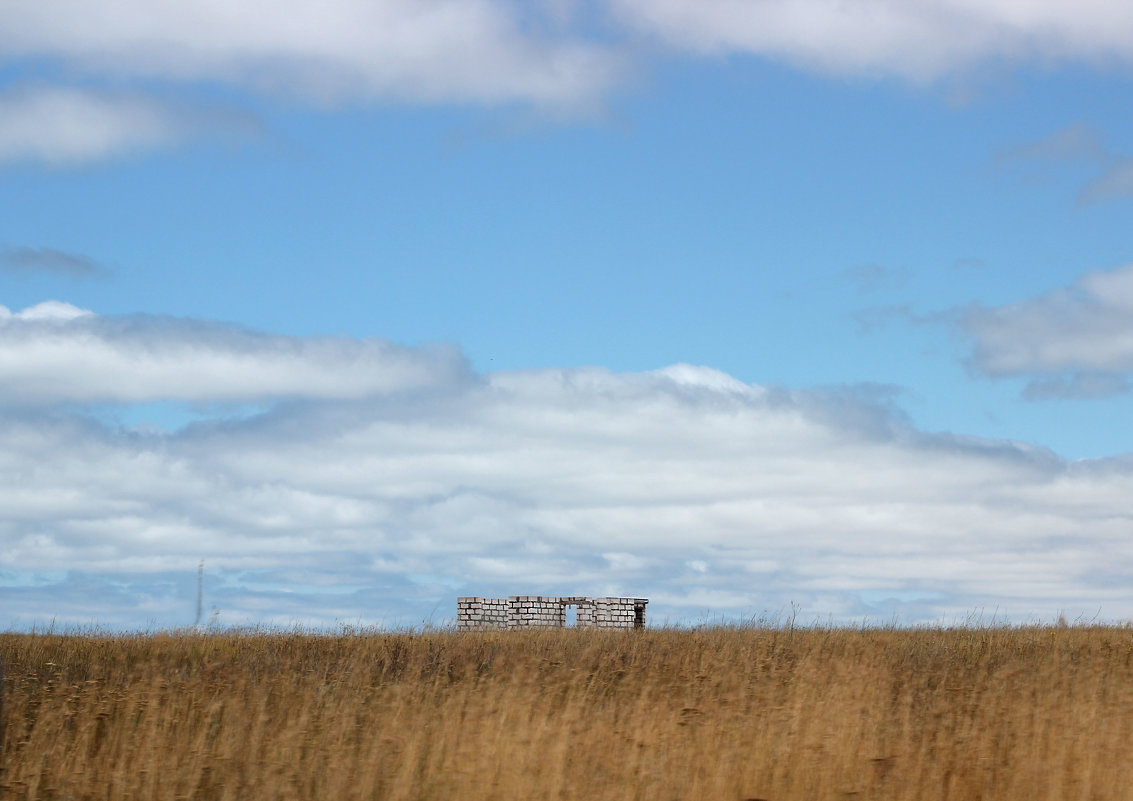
509,596,570,628
454,597,509,629
456,596,647,631
593,597,646,629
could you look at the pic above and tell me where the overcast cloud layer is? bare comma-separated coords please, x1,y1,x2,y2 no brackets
2,306,1131,629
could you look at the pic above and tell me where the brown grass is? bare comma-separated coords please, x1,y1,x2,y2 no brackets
2,624,1131,800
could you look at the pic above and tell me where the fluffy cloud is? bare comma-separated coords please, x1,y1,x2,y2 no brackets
611,0,1133,81
4,2,1133,167
0,87,184,166
2,307,1131,629
0,2,619,166
0,302,473,403
0,0,620,109
7,0,1132,99
0,86,259,166
7,0,1133,104
963,265,1133,397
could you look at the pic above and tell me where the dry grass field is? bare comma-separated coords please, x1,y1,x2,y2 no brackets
1,623,1131,800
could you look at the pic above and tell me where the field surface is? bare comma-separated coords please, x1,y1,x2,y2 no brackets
2,625,1131,800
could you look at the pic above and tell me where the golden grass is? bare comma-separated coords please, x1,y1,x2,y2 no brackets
2,624,1131,800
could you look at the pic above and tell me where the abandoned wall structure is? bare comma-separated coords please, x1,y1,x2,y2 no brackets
456,596,648,631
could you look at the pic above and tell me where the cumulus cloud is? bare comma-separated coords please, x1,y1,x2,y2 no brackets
0,300,91,322
11,0,1133,97
611,0,1133,81
2,313,1131,629
0,2,619,166
6,0,1133,104
963,265,1133,397
0,0,621,110
0,86,259,166
0,302,473,404
3,2,1133,167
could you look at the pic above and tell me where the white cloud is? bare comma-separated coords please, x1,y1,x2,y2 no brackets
0,87,182,165
5,0,1133,106
2,311,1132,628
0,0,621,109
0,2,619,165
3,2,1133,168
0,86,259,166
963,265,1133,396
611,0,1133,81
0,300,92,321
0,302,473,403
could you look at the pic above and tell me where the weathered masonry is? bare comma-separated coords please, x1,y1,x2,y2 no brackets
456,596,648,631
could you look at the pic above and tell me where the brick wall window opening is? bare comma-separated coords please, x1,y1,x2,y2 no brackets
565,604,578,627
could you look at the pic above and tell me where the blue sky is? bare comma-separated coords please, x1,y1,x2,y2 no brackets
2,0,1133,629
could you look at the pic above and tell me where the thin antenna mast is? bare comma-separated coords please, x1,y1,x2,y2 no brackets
194,560,204,627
